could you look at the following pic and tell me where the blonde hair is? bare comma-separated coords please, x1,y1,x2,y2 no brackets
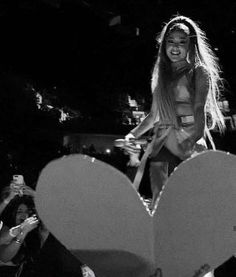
151,15,225,132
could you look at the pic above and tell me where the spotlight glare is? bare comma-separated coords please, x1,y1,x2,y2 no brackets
105,149,111,154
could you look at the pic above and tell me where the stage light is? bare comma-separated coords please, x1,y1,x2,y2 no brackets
105,149,111,154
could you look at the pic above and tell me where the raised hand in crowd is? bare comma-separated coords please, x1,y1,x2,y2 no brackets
81,264,96,277
149,265,213,277
18,214,39,236
18,185,36,198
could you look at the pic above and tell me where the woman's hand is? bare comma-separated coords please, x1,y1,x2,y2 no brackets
8,186,19,200
9,225,22,238
21,185,36,198
176,129,195,157
123,133,141,167
179,138,194,154
123,133,141,154
81,265,96,277
20,215,39,235
149,264,213,277
1,185,19,204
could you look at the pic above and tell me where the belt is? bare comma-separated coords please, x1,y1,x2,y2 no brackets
178,115,194,125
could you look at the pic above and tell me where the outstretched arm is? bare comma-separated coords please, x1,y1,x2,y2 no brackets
122,91,159,166
128,91,159,139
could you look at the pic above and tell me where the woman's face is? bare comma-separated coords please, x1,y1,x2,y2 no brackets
15,204,31,225
165,30,190,63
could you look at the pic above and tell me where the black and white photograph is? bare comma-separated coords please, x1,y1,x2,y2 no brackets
0,1,236,276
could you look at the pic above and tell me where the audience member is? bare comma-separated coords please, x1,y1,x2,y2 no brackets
0,179,96,277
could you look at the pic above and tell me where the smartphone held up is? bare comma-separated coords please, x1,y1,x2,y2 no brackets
10,175,25,196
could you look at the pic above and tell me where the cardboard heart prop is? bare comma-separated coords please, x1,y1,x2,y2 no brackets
35,154,155,277
153,150,236,277
35,150,236,277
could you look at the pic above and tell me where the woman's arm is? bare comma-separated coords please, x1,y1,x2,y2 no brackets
0,186,18,216
20,185,36,198
128,91,159,138
179,66,209,152
0,225,23,245
0,237,24,262
0,216,39,262
191,65,209,142
0,225,25,262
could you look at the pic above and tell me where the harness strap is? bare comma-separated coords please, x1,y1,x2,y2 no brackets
205,128,216,150
132,126,172,190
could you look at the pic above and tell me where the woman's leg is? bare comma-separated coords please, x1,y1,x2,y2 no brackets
149,147,182,213
149,161,168,213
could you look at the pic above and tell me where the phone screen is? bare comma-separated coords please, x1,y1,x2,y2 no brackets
12,175,24,185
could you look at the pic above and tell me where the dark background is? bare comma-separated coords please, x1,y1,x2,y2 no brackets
0,0,236,186
1,0,236,110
